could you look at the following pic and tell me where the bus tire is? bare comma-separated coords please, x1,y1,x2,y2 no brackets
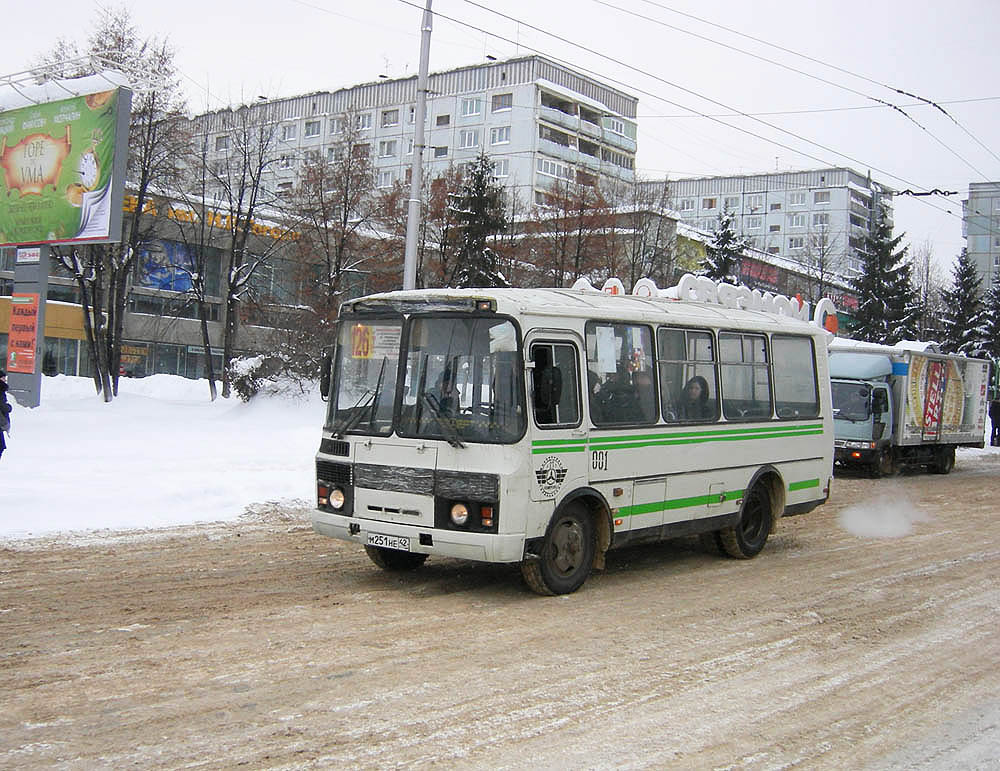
364,545,428,571
719,482,773,559
520,502,595,595
931,446,955,475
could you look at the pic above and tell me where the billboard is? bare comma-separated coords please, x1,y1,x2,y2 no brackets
0,86,132,247
138,239,195,292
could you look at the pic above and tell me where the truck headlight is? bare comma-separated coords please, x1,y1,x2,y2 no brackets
330,488,345,510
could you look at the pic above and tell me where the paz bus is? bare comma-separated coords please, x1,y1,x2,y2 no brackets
312,274,837,595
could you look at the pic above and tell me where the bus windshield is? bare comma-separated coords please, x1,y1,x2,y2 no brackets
327,314,525,443
398,316,525,444
328,317,403,436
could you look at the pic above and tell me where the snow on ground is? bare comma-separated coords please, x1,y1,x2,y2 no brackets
1,374,324,539
1,373,997,541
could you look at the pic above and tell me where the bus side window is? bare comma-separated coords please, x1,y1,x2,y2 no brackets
531,343,580,427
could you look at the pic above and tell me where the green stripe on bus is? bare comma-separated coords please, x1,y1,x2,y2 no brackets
588,428,823,452
531,438,589,447
593,423,824,445
788,478,821,491
531,445,587,455
618,488,744,518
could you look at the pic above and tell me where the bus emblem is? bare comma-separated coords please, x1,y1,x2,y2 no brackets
535,456,567,498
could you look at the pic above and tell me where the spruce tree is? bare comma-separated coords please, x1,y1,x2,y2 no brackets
939,249,984,355
849,215,920,344
700,209,749,284
978,273,1000,362
450,153,509,288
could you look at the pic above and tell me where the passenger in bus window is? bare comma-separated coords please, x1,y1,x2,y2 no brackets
432,366,456,415
679,375,711,420
633,370,657,422
532,347,562,425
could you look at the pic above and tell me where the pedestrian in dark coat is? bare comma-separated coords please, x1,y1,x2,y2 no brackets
990,398,1000,447
0,368,11,460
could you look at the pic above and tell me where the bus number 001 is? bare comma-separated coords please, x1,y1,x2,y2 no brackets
592,450,608,471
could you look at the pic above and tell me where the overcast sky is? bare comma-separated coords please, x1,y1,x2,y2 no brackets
5,0,999,275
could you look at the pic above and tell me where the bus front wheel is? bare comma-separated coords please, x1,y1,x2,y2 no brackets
719,483,773,559
521,502,595,595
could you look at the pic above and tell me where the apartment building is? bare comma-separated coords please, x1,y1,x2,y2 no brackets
963,181,1000,292
192,55,638,208
655,168,894,278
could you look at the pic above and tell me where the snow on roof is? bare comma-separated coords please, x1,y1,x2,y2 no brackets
0,71,131,111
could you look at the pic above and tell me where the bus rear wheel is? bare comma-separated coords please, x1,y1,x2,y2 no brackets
521,502,595,595
364,545,428,571
719,483,773,559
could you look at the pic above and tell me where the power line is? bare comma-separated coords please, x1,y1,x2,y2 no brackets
590,0,994,183
632,0,1000,169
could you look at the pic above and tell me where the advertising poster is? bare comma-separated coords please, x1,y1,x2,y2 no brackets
7,293,40,373
0,87,131,246
138,240,195,292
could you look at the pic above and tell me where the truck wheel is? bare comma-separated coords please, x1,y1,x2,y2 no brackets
931,446,955,475
364,545,428,571
520,502,595,595
873,448,897,478
719,483,772,559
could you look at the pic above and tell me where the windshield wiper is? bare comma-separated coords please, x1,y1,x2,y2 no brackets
331,357,390,437
421,393,466,448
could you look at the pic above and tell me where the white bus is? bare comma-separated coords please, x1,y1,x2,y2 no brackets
312,276,836,594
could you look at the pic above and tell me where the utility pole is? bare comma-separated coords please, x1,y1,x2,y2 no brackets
403,0,433,290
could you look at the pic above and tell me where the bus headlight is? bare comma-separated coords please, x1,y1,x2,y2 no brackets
450,503,469,526
330,488,346,510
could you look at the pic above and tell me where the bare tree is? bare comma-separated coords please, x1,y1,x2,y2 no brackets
910,238,946,340
601,177,677,289
37,5,188,398
798,227,847,305
526,179,607,287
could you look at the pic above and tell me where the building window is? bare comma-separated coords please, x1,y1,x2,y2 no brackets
304,120,321,138
281,124,297,141
214,135,229,152
492,93,513,112
770,202,782,211
493,158,510,178
490,126,511,145
746,193,764,210
747,215,763,230
406,138,414,155
537,157,573,180
327,147,339,163
381,109,399,127
461,97,482,117
378,140,397,157
356,113,372,130
679,199,695,212
433,146,448,158
724,196,739,211
459,129,480,148
813,213,830,227
330,117,344,134
608,118,625,135
789,213,806,229
377,170,395,188
814,190,831,204
788,236,805,250
789,191,806,206
436,114,450,126
702,197,717,210
277,181,293,194
769,224,781,233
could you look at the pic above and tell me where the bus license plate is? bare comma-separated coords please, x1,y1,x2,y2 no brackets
366,532,410,551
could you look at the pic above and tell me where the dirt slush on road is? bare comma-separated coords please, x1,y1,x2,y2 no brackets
3,452,1000,769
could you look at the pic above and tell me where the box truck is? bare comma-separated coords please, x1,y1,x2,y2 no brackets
829,339,989,476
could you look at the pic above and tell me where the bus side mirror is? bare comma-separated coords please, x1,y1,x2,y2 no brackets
319,349,332,401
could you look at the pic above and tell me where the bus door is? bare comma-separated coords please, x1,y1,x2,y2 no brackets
526,335,587,504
